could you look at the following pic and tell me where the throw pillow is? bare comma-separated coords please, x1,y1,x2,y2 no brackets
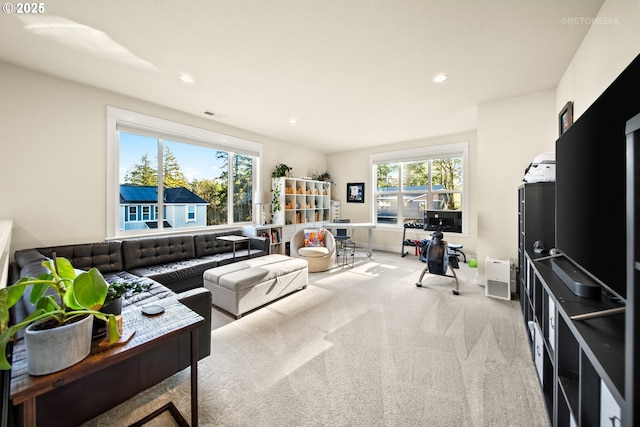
304,228,326,247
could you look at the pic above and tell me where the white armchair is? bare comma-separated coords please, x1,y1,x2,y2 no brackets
290,228,336,272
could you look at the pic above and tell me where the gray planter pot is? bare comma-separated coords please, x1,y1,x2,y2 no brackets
24,314,94,376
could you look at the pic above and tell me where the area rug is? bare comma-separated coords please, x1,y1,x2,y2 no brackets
83,251,549,427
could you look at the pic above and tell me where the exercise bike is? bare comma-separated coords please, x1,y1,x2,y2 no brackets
415,228,460,295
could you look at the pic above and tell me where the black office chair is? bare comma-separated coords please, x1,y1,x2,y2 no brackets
415,228,460,295
333,219,355,267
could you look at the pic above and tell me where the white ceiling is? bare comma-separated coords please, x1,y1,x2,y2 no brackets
0,0,604,153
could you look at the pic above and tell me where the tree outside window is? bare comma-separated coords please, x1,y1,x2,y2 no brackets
118,132,255,232
374,154,463,226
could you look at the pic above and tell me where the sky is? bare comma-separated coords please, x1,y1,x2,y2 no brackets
119,131,225,184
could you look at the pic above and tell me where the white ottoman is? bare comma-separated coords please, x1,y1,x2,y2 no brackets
203,254,308,318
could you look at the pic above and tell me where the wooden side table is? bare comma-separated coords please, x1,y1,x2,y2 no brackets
10,298,203,427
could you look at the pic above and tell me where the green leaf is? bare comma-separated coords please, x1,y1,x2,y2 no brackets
71,268,108,311
107,315,120,344
5,281,27,308
62,281,79,310
29,280,49,305
0,290,9,333
0,327,17,370
35,295,60,313
55,257,76,281
43,257,75,281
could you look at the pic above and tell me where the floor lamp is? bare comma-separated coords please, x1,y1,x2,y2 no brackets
254,190,271,225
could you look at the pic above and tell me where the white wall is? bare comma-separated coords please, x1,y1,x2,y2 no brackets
475,90,557,275
556,0,640,117
0,63,326,253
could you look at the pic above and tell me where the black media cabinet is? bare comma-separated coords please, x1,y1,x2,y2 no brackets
518,180,637,426
520,251,625,426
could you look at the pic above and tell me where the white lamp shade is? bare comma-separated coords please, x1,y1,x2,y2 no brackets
254,190,271,204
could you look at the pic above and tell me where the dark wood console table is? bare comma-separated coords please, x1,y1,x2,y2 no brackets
10,298,203,427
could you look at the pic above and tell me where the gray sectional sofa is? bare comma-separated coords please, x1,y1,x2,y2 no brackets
7,228,269,427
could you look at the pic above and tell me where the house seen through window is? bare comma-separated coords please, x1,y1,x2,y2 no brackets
108,107,262,237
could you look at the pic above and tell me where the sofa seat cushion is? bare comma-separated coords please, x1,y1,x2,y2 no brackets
127,257,219,287
298,246,330,258
103,270,148,283
198,249,266,267
120,280,175,308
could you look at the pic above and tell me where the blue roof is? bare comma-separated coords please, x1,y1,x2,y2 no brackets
120,185,208,204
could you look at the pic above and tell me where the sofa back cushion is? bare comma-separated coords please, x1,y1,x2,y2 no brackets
193,230,245,257
13,249,58,316
122,235,196,270
14,249,49,280
30,242,124,274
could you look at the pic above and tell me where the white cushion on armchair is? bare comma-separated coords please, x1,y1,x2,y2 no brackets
298,246,330,257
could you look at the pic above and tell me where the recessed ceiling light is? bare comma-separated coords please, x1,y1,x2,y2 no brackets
179,73,195,84
289,118,299,126
433,73,448,83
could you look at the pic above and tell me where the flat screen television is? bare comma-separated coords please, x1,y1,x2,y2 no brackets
555,53,640,303
423,210,462,233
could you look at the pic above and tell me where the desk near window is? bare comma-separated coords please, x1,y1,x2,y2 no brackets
321,222,376,259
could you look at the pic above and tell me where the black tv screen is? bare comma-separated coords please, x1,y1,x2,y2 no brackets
555,53,640,302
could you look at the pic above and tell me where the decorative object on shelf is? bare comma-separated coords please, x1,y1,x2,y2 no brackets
0,254,121,374
272,163,292,178
558,101,573,136
254,190,271,225
313,171,332,183
347,182,365,203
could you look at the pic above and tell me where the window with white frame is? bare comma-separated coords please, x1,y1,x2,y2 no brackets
370,142,468,230
186,205,196,222
107,107,263,238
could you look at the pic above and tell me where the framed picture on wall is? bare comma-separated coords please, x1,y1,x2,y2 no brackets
559,101,573,136
347,182,364,203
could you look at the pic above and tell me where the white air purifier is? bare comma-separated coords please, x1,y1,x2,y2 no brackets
485,257,511,300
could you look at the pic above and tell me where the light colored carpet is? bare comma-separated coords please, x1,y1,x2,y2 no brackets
83,250,549,427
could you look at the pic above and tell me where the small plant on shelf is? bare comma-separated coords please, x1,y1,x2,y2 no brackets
272,163,292,178
314,171,332,182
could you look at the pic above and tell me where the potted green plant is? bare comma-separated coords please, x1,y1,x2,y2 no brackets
314,171,332,182
102,279,151,316
272,163,292,178
0,256,121,375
